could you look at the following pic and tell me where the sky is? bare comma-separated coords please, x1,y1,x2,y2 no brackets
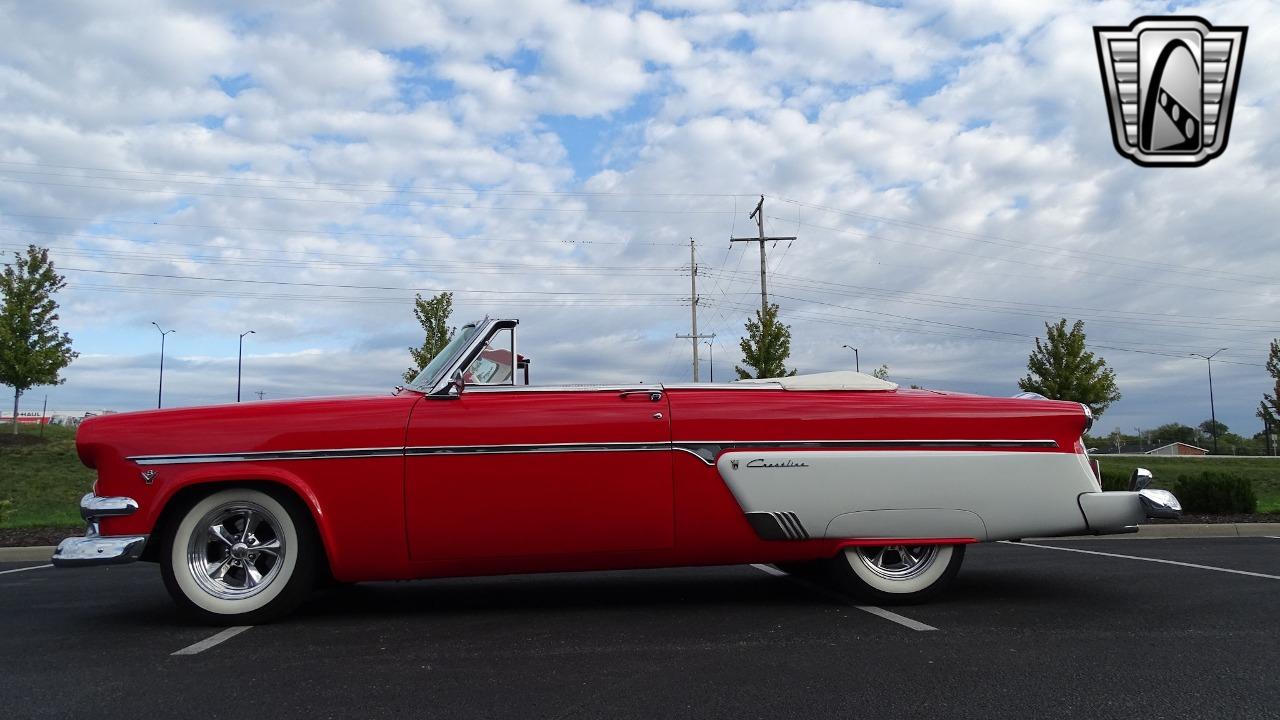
0,0,1277,438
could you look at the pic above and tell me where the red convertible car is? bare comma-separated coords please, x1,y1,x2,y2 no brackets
54,317,1180,623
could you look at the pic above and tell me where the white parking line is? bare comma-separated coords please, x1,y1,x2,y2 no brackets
0,563,52,575
1005,541,1280,580
748,563,937,631
172,626,253,656
854,605,938,632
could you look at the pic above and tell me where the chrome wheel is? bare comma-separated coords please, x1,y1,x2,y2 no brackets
853,545,940,581
186,501,286,601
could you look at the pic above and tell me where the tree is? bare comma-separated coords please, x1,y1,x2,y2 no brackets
735,303,796,379
1261,339,1280,427
870,364,890,380
1150,422,1198,447
0,246,77,434
1017,318,1121,417
403,291,455,383
1198,419,1229,438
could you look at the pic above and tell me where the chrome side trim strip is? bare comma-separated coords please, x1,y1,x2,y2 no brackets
674,439,1059,465
404,442,672,456
467,384,664,394
130,439,1058,466
130,446,404,465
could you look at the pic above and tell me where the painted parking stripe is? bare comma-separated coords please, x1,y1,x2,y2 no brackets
749,563,788,577
0,563,52,575
748,564,938,631
1005,541,1280,580
854,605,938,632
172,626,253,656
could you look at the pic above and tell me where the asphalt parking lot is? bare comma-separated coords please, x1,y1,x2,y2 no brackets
2,538,1277,720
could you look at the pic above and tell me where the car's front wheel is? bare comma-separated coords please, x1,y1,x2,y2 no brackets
161,487,317,624
829,543,965,604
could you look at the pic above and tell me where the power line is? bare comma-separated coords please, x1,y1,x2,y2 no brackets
0,174,742,214
0,212,690,248
57,266,708,297
782,216,1275,298
772,196,1280,285
703,267,1280,336
0,160,758,200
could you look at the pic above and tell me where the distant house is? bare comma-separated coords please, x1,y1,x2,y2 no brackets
1146,442,1208,456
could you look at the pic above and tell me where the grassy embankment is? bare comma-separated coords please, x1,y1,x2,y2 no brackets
1096,454,1280,513
1,424,1278,528
0,423,94,528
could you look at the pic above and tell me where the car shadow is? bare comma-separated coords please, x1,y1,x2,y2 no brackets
292,567,844,622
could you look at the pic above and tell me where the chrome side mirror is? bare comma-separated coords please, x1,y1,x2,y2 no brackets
448,370,466,397
1129,467,1153,492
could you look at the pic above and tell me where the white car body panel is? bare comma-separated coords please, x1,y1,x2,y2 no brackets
717,450,1108,542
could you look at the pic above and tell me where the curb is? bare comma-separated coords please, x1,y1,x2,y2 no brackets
0,545,55,562
1038,523,1280,541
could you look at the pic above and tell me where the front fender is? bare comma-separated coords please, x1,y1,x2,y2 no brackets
102,463,340,576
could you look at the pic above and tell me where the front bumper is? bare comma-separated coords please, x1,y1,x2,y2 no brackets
1078,489,1182,535
51,492,148,567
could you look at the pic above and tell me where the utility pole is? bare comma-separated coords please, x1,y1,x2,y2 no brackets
731,195,796,317
1190,348,1227,454
255,390,265,401
704,341,715,382
675,237,716,381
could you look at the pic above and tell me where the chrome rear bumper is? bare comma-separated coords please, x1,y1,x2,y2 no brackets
1078,488,1183,535
51,492,148,567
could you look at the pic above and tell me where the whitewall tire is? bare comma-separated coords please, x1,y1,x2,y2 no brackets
161,487,317,624
830,544,965,604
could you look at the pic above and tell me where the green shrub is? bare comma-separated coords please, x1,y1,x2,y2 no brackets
1171,472,1257,514
1099,467,1132,492
0,499,11,525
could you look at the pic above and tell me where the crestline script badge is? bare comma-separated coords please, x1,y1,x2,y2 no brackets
1094,16,1246,167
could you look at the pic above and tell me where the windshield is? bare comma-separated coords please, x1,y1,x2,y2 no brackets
406,323,480,391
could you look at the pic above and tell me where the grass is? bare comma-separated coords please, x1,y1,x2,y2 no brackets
1,422,1278,527
0,423,94,528
1097,455,1280,513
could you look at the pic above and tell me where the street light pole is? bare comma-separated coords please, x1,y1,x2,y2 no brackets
704,341,714,383
841,344,859,373
237,330,255,402
1190,348,1227,454
151,322,175,409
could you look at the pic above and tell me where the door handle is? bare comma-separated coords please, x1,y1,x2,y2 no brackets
653,412,664,420
619,390,663,401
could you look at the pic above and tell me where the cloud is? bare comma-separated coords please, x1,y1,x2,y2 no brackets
0,0,1276,440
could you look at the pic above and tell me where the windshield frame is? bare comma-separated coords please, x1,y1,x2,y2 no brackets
404,319,484,392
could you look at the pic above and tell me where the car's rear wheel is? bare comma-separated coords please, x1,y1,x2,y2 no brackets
161,487,317,624
829,543,964,604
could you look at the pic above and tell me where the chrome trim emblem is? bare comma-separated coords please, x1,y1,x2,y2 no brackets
1094,16,1247,167
745,458,809,469
140,469,157,485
